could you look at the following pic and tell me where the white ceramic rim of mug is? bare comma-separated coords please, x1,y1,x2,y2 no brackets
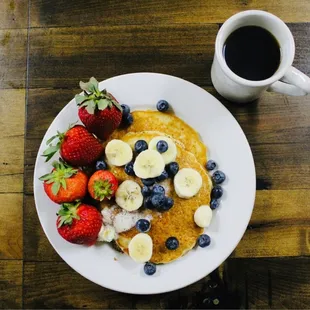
215,10,295,87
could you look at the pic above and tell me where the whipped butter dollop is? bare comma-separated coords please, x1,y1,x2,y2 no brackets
99,206,152,239
97,224,117,242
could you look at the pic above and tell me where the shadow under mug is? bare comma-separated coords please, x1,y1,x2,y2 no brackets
211,10,310,103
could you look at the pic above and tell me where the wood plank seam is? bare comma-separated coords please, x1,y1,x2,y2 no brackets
22,0,31,308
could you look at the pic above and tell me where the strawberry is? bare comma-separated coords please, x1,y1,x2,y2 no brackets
43,124,103,166
39,160,88,204
75,77,122,140
88,170,118,201
57,202,102,246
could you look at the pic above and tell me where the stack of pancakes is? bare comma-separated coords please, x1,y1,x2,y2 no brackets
101,110,212,264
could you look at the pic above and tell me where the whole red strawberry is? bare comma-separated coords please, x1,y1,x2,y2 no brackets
75,77,122,140
43,124,103,166
57,202,102,245
88,170,118,201
39,160,88,204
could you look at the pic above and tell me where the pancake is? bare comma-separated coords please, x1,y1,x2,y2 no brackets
105,131,212,264
106,110,207,166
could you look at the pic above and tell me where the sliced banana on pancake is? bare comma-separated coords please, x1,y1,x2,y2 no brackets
105,139,133,166
174,168,203,199
128,233,153,263
133,149,165,178
115,180,143,211
148,136,177,164
194,205,212,228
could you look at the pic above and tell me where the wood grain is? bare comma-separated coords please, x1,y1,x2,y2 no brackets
0,29,27,89
0,0,28,29
0,194,23,259
225,257,310,309
28,24,217,88
23,262,230,309
0,89,26,137
30,0,310,28
0,136,24,175
234,224,310,258
23,258,310,309
0,260,22,309
0,89,25,193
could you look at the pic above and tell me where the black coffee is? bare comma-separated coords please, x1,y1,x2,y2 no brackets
223,26,280,81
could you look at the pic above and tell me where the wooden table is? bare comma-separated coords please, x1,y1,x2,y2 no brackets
1,0,310,308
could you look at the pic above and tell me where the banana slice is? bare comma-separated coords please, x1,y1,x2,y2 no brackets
174,168,203,199
115,180,143,211
148,136,177,164
105,139,133,166
128,233,153,263
133,149,165,179
194,205,212,228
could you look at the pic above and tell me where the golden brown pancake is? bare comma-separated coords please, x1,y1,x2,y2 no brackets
106,110,207,166
105,131,212,264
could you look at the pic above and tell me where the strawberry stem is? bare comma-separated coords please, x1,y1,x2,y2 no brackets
39,160,78,195
75,77,122,114
57,202,81,228
93,180,113,201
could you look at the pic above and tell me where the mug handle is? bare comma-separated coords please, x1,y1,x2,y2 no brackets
267,66,310,96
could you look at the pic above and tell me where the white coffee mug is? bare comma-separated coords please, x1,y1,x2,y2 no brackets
211,10,310,103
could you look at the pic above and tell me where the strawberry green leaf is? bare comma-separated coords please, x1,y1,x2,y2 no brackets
89,77,99,90
52,181,61,195
57,202,81,227
39,173,53,181
79,77,99,93
75,94,87,105
85,100,96,114
60,178,67,189
42,145,59,162
97,99,109,110
46,134,58,146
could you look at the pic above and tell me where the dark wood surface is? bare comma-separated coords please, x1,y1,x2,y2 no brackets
0,0,310,308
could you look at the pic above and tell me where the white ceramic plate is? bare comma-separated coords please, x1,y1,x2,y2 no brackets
33,73,256,294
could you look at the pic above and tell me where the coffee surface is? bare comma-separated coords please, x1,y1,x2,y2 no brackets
223,26,281,81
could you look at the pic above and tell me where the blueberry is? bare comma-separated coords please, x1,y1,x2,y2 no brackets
144,196,155,209
211,185,223,199
152,184,165,195
165,237,179,250
160,197,174,211
210,199,220,210
136,219,151,233
95,160,108,170
134,140,148,153
212,171,226,184
156,140,168,153
156,170,169,182
144,262,156,276
127,113,134,125
141,186,152,197
166,162,179,177
151,194,166,208
124,162,135,176
121,113,133,127
142,178,156,186
121,104,130,116
197,234,211,248
156,100,169,112
206,160,217,171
